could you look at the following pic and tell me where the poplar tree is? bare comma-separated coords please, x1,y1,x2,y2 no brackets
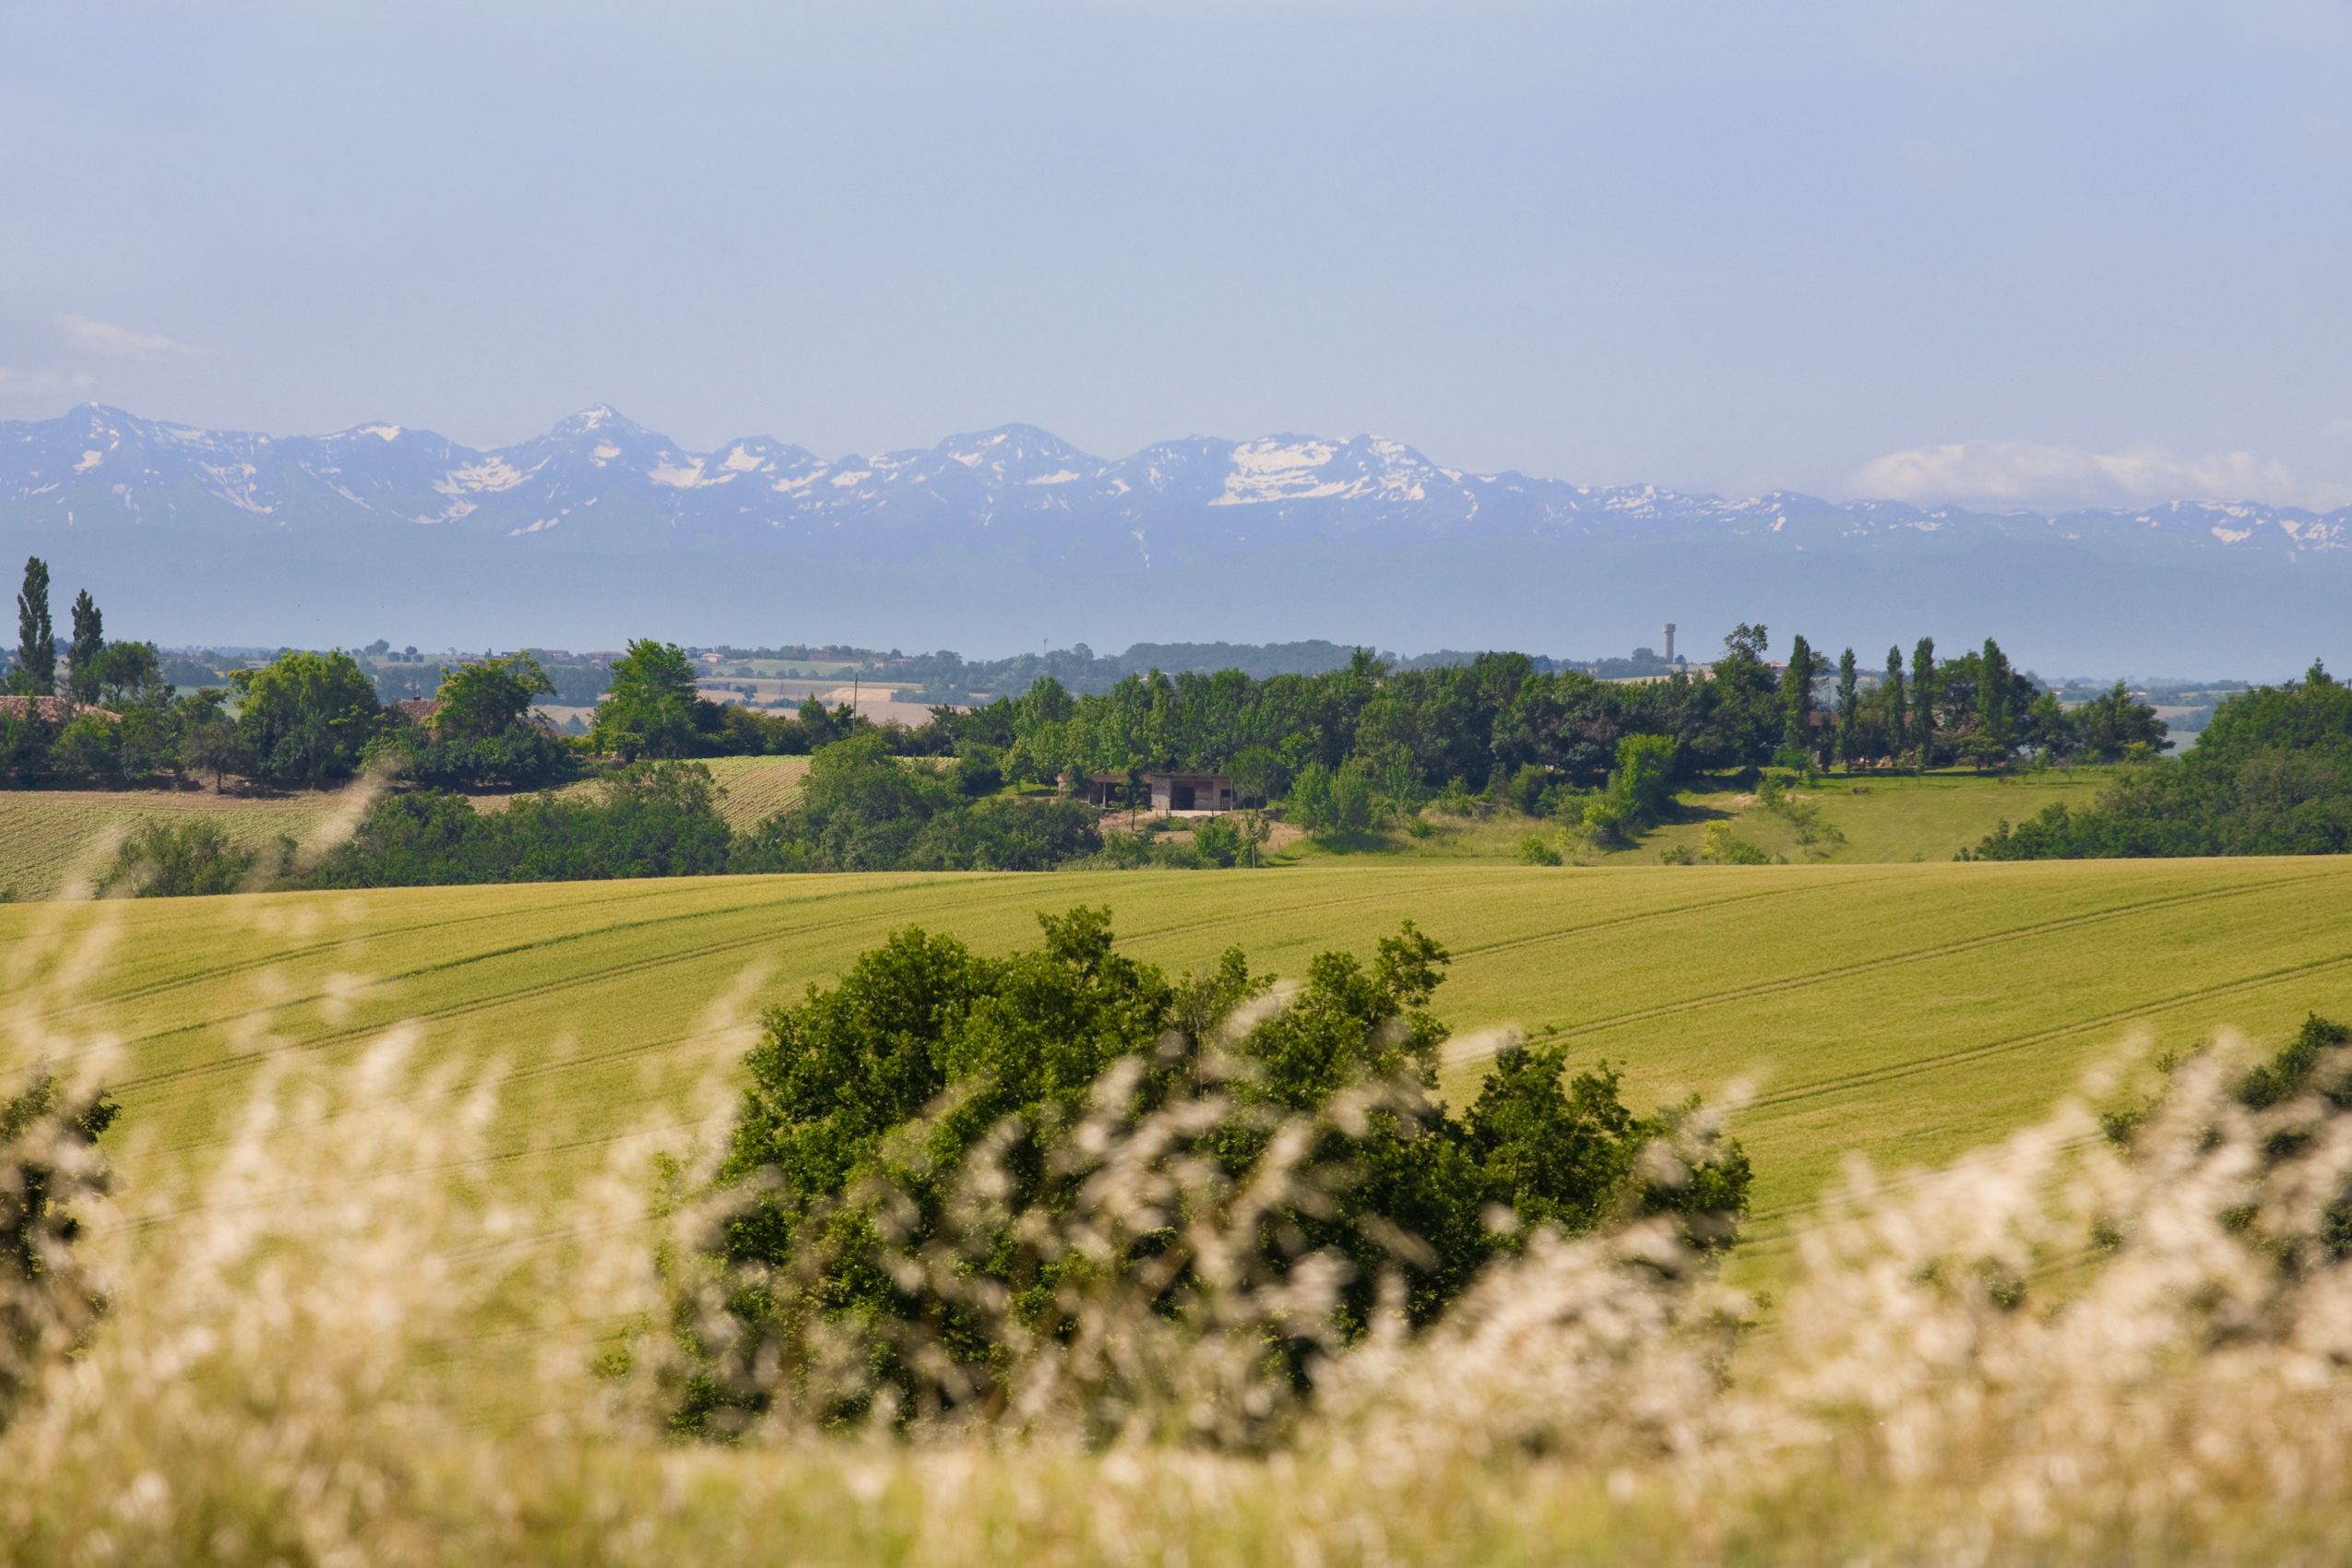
65,589,103,704
1780,635,1821,755
13,556,53,697
1883,646,1907,763
1910,636,1937,766
1835,647,1859,768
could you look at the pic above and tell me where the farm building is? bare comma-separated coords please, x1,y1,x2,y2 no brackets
1079,770,1237,813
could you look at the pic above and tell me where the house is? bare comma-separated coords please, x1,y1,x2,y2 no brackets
1146,771,1235,813
1079,770,1238,813
388,697,443,729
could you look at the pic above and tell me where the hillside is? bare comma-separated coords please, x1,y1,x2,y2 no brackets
19,857,2352,1243
0,757,814,899
0,765,2097,900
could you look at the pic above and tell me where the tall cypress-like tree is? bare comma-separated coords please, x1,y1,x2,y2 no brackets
1835,647,1859,768
1780,634,1821,755
1976,636,2014,766
14,556,53,697
1883,646,1907,763
1910,636,1937,766
65,589,103,704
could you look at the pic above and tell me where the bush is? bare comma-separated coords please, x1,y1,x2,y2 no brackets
1517,833,1562,866
2,1066,116,1432
96,820,278,897
1700,822,1771,865
674,910,1750,1438
305,763,732,888
48,715,121,783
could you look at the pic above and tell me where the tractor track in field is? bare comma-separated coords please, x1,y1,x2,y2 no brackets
105,878,1090,1094
1748,947,2352,1113
1502,868,2341,1054
105,873,1850,1103
108,873,1439,1098
17,879,745,1016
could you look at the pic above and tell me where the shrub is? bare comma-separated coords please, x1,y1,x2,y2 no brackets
673,911,1750,1438
1517,833,1562,866
48,714,120,783
96,820,277,897
2,1066,116,1433
1700,822,1771,865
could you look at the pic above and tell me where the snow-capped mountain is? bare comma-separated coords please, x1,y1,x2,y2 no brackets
7,403,2347,674
8,403,2346,565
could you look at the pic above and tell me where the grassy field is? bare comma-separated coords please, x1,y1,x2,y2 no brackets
0,757,819,898
1275,768,2110,868
13,855,2350,1245
0,787,341,901
470,754,812,827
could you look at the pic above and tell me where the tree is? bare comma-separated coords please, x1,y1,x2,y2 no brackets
1910,636,1938,765
13,557,53,697
63,589,102,704
434,653,554,742
1883,647,1907,764
1609,732,1680,824
1780,634,1823,756
593,639,699,762
229,648,384,787
1327,755,1375,835
1968,637,2017,771
679,911,1750,1433
1835,647,1859,768
1288,760,1336,835
176,690,247,790
91,641,170,709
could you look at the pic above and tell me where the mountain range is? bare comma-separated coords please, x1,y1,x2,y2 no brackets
6,403,2347,673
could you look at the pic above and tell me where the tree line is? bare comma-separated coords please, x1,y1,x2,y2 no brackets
1967,663,2352,859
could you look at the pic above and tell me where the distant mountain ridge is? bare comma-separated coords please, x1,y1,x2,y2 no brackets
6,404,2347,673
7,402,2347,564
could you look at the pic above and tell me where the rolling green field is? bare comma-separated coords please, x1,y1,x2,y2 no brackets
12,856,2350,1248
1277,768,2111,868
0,756,816,898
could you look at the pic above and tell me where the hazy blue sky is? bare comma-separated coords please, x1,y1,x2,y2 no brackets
5,1,2349,509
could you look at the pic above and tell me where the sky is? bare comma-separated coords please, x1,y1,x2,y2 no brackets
4,0,2350,512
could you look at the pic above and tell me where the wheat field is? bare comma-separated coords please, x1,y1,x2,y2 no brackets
12,857,2351,1236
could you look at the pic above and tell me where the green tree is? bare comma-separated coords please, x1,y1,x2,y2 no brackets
62,589,103,704
679,911,1750,1433
91,641,170,709
434,652,554,742
13,557,53,697
593,639,699,762
1779,634,1823,756
1910,636,1938,764
1327,755,1375,835
176,689,248,790
1883,646,1907,763
1835,647,1859,768
229,648,384,787
1288,759,1336,835
1969,637,2016,770
1609,732,1680,824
